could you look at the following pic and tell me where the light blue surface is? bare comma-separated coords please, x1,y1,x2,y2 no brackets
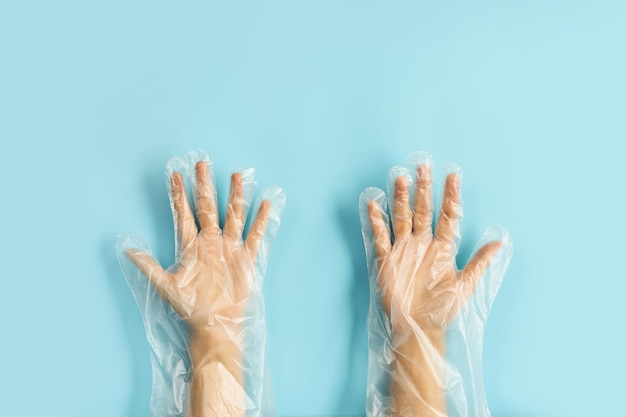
1,1,624,416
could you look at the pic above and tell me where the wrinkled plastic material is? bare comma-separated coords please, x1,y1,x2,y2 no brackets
360,152,513,417
116,151,284,417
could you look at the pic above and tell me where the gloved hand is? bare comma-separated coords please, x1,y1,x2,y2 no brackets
360,152,512,417
117,151,285,417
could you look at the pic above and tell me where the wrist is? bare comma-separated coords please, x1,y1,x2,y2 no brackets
390,326,447,417
391,320,445,354
188,325,242,371
186,324,246,417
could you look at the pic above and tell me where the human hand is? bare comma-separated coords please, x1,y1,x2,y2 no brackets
360,152,512,417
126,162,270,342
366,163,501,340
117,151,285,417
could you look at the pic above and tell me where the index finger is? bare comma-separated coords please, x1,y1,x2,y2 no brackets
245,199,271,261
195,161,220,237
171,172,198,251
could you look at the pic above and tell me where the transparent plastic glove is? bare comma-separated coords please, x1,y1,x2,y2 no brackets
360,152,513,417
117,151,285,417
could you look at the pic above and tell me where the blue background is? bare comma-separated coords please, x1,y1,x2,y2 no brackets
1,1,624,416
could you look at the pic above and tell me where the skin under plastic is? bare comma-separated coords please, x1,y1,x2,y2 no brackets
116,151,285,417
359,152,513,417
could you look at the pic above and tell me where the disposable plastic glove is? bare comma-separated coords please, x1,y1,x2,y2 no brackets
360,152,512,417
117,151,285,417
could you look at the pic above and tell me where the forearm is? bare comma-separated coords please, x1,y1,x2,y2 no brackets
390,329,446,417
187,329,245,417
